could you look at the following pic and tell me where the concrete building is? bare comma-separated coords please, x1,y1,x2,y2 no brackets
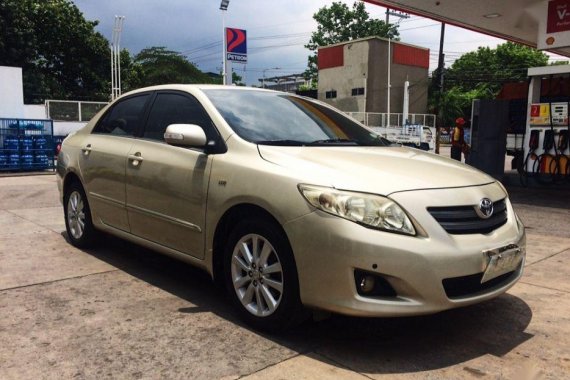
317,37,429,115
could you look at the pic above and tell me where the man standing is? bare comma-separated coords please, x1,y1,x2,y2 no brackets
451,117,467,161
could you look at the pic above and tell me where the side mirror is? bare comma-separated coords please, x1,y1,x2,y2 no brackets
164,124,207,148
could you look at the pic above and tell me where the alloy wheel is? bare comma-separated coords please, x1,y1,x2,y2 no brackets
67,191,86,240
231,233,284,317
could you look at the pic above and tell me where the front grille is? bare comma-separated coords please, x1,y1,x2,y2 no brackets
427,198,507,234
442,268,519,299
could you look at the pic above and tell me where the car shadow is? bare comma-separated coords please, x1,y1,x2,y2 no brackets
63,231,534,375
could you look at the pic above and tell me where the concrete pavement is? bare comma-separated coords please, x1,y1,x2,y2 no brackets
0,174,569,379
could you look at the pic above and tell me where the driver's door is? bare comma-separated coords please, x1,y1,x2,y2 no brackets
125,92,215,258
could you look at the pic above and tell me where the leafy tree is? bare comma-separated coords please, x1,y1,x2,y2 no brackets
119,49,145,93
444,42,549,94
305,1,399,83
232,71,245,86
0,0,110,103
133,47,212,86
430,42,549,127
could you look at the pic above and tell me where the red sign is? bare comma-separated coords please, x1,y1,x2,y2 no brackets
226,28,247,62
547,0,570,33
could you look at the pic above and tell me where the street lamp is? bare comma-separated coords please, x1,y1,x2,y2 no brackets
262,67,281,88
220,0,230,85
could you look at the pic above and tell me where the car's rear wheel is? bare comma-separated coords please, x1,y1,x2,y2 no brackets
64,181,97,248
224,218,305,331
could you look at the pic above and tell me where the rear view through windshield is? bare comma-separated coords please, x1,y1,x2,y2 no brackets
203,89,389,147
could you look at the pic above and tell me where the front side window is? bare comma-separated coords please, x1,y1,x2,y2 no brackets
203,89,389,147
143,93,213,141
93,94,150,136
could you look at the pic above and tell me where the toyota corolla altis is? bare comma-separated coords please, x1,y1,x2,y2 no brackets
57,85,526,330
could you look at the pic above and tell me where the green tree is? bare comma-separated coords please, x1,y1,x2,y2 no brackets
232,71,245,86
119,49,145,93
430,42,549,127
134,47,212,86
445,42,549,94
0,0,111,103
305,1,399,83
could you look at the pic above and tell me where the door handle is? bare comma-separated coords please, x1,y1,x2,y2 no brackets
81,144,92,156
128,153,144,167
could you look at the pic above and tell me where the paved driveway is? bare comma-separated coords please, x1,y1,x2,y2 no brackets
0,174,568,379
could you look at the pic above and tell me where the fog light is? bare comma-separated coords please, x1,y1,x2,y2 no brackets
359,275,375,293
354,269,397,297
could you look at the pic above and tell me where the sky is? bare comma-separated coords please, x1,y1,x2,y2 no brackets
72,0,566,86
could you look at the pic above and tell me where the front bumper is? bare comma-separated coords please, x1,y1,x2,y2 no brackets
283,183,526,317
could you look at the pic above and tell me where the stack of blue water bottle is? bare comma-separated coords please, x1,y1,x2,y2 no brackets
0,118,54,171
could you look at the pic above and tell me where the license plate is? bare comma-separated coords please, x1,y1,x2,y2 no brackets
481,244,524,284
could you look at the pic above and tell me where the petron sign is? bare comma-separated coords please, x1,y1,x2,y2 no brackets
226,27,247,63
539,0,570,49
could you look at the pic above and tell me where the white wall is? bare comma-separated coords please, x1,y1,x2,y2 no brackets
23,104,47,120
0,66,25,118
1,66,90,136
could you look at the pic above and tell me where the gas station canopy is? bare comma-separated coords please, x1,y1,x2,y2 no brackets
364,0,570,57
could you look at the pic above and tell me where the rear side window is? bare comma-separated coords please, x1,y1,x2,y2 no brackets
93,94,150,136
143,93,213,141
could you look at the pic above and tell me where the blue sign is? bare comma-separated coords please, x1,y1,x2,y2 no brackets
226,28,247,63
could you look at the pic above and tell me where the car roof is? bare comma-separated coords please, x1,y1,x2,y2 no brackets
121,84,278,98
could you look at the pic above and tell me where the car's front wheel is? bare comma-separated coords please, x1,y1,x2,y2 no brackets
224,218,305,331
64,181,97,248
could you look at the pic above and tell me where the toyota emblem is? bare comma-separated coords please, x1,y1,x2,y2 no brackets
476,198,494,219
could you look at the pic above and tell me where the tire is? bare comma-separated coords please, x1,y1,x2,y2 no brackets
64,181,97,248
223,218,306,331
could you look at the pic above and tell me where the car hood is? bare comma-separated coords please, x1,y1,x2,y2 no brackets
257,145,495,195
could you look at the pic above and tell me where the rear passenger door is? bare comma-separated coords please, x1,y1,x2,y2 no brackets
125,91,217,258
80,93,151,232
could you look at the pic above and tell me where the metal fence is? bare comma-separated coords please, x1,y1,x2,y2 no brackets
345,112,436,129
45,100,108,122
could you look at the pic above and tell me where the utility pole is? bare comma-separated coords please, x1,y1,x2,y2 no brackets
435,22,446,154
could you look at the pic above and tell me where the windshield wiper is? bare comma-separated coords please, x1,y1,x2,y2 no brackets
256,138,361,146
256,139,307,146
307,138,359,145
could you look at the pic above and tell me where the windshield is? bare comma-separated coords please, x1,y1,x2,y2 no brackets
203,89,390,147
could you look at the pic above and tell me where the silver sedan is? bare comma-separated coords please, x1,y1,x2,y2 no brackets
57,85,526,331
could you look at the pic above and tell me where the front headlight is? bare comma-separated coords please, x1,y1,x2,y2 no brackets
298,184,416,236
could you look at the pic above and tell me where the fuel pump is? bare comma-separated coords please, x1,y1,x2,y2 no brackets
553,105,570,182
519,65,570,186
